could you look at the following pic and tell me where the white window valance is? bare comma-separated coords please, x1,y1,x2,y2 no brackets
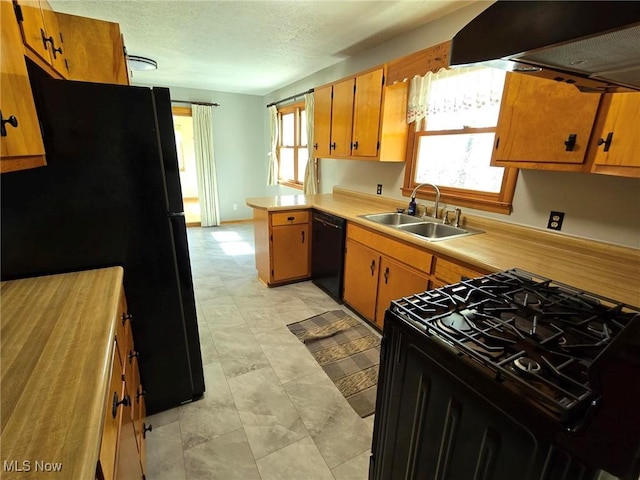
407,66,506,131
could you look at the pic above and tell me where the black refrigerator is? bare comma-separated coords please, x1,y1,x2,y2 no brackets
1,69,206,414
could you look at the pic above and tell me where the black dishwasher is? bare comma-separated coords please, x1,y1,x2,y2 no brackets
311,210,346,302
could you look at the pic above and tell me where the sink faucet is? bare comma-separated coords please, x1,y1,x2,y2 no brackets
410,183,440,219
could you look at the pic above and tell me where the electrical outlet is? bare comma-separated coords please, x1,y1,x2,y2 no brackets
547,211,564,231
376,184,382,195
233,204,238,211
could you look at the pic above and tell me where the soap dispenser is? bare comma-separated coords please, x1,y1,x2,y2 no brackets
407,197,417,216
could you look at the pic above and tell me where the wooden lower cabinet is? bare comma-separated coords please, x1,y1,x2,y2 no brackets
253,208,311,286
375,257,429,329
98,291,147,480
343,224,430,330
432,257,488,288
343,240,380,321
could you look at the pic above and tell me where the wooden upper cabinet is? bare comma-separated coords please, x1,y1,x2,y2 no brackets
331,78,355,157
15,0,67,78
1,0,46,172
590,92,640,178
491,73,601,168
56,12,129,85
314,85,332,158
312,66,407,162
352,68,383,157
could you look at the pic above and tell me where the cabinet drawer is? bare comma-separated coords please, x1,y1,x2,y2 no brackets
347,223,433,274
271,210,309,226
434,258,486,285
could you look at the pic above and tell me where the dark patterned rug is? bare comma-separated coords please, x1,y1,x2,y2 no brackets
287,310,381,418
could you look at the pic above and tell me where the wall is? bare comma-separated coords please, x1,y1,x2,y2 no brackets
263,2,640,249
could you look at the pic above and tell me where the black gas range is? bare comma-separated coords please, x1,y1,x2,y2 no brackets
370,269,640,480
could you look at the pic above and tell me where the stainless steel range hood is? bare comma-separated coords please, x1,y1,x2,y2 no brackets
450,1,640,92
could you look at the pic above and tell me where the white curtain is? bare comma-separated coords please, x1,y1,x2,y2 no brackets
267,105,279,186
193,104,220,227
407,66,505,131
303,93,319,194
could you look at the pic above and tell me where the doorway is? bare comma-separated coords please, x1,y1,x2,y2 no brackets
172,106,200,226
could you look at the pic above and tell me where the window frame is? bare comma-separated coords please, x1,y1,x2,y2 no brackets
401,72,518,215
277,101,307,189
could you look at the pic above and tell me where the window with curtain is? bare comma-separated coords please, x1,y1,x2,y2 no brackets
405,66,518,214
277,101,307,188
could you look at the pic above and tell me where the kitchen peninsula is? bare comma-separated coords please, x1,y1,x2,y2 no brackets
247,188,640,309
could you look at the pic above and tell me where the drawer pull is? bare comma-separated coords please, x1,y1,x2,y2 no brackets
143,422,153,439
128,350,140,362
287,216,295,221
121,313,133,325
112,392,130,418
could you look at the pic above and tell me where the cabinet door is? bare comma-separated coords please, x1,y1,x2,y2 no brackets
314,85,332,158
116,382,144,480
15,0,50,64
39,0,67,76
375,257,428,330
592,93,640,174
343,239,380,322
271,223,310,282
491,73,601,166
352,68,383,157
331,78,355,156
56,12,129,85
99,344,124,480
0,0,46,171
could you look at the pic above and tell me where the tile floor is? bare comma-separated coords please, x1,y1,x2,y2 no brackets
146,223,377,480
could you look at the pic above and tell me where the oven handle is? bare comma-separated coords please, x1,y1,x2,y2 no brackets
565,397,601,435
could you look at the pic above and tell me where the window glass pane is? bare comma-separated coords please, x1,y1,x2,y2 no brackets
279,147,294,181
281,113,294,146
415,133,504,193
425,67,505,131
297,148,308,183
300,110,307,146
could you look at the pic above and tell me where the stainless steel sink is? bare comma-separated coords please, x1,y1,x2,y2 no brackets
360,212,483,241
396,222,472,240
360,212,423,226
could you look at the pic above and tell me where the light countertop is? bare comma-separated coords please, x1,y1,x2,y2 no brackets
1,267,124,480
247,188,640,307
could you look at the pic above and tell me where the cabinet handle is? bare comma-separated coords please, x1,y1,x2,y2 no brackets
121,312,133,326
112,392,130,418
41,29,63,59
143,422,153,439
597,132,613,152
137,388,146,400
301,231,305,243
128,350,140,363
287,216,295,221
330,142,336,150
564,133,577,152
313,142,318,150
0,111,18,137
352,141,359,150
384,267,390,284
370,259,376,276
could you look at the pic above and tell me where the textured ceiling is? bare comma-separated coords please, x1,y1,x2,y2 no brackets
49,0,470,95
